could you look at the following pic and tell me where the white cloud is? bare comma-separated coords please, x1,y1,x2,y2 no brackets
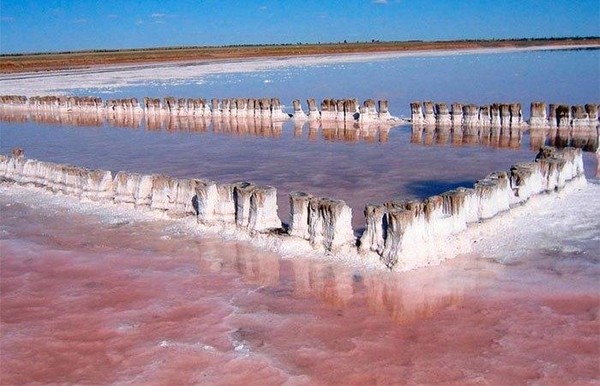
372,0,388,4
150,12,176,20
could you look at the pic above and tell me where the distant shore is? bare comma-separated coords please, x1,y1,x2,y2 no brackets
1,38,598,74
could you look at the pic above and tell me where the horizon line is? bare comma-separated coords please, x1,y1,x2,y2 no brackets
2,36,599,57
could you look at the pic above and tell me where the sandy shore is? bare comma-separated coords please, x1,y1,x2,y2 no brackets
1,39,598,74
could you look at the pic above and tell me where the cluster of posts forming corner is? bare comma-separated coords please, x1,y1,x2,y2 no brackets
0,146,586,271
0,95,400,124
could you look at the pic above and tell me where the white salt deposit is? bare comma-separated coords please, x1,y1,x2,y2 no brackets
1,172,596,274
468,178,599,264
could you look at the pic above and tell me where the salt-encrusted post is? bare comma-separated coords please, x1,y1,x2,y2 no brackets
423,101,436,125
451,103,463,127
410,102,424,125
435,103,451,127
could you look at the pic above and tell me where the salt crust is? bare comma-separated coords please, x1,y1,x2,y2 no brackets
0,145,588,271
1,175,595,273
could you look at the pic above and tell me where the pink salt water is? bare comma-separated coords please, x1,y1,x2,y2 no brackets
1,183,598,384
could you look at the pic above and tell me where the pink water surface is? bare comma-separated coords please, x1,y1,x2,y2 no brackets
1,189,598,385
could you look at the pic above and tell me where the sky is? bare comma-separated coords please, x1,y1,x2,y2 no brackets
0,0,598,54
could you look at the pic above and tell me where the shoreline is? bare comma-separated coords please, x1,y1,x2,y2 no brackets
1,44,598,97
1,39,598,75
6,43,600,76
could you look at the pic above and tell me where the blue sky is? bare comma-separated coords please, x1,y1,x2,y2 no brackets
1,0,598,54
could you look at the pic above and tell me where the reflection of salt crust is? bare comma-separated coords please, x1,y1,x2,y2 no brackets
0,145,588,272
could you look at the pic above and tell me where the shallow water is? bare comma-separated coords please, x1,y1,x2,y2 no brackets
1,48,599,384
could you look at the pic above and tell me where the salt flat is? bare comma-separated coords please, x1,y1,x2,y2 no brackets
1,45,597,96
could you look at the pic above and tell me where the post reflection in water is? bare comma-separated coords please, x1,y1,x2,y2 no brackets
411,123,599,153
0,108,395,144
210,236,477,325
529,126,599,153
410,124,523,149
286,257,479,324
4,108,597,152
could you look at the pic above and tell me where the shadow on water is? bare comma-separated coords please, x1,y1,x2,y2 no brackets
403,179,475,198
